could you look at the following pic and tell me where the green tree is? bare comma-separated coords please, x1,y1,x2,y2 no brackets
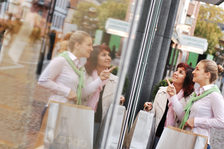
72,0,128,32
72,2,99,32
194,4,224,54
97,0,128,29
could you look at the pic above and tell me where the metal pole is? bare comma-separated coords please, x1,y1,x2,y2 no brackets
36,0,56,75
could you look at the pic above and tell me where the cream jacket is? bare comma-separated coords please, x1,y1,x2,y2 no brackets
84,73,118,120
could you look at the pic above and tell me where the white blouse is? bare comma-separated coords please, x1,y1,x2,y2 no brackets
38,51,102,104
171,84,224,143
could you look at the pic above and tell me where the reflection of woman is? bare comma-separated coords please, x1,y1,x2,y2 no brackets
170,60,224,149
144,63,194,148
85,45,121,149
38,31,110,105
85,44,124,122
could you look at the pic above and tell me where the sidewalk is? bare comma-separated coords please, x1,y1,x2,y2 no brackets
0,22,50,148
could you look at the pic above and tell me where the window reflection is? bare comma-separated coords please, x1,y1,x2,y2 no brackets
0,0,134,148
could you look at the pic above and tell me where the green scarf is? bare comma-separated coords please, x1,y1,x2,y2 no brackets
179,85,220,129
60,52,85,105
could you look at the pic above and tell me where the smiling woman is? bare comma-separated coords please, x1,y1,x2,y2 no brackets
84,44,125,148
84,44,119,118
68,31,93,58
38,31,98,104
170,60,224,149
144,63,194,148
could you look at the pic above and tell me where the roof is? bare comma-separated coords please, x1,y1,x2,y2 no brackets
196,0,224,5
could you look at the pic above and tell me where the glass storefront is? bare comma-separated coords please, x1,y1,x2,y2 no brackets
0,0,163,148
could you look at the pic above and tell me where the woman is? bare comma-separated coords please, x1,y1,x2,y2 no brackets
38,31,111,105
84,44,125,148
169,60,224,149
144,63,194,147
85,44,124,122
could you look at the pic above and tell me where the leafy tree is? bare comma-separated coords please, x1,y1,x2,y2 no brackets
97,0,128,29
72,0,128,31
194,4,224,54
72,2,99,31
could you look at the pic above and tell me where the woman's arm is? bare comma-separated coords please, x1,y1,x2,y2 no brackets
169,95,186,121
150,88,166,114
82,69,113,98
166,80,186,121
38,57,71,97
82,77,102,98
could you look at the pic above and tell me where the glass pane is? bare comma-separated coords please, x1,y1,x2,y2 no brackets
125,0,164,129
111,0,164,148
0,0,145,149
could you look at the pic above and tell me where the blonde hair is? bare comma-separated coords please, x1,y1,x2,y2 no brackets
200,59,224,83
68,31,91,52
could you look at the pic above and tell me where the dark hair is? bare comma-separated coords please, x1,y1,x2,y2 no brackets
85,44,111,75
176,63,194,97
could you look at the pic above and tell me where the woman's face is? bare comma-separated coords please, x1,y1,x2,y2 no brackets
97,49,111,69
75,37,93,58
192,62,208,84
172,67,186,85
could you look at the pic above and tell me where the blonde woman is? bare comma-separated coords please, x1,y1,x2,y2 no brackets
169,60,224,149
38,31,111,105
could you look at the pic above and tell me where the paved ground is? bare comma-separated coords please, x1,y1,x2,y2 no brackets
0,22,50,149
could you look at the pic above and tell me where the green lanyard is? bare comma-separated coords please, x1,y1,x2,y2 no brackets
60,52,85,105
179,85,220,129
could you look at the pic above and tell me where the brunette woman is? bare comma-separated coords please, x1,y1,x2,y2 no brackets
144,63,194,148
85,44,124,121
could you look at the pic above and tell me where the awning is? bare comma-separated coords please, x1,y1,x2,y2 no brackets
178,34,208,54
105,18,129,37
171,30,179,44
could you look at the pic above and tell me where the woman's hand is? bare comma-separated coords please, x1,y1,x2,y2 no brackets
99,70,111,81
120,95,125,105
99,66,116,81
166,78,176,97
67,90,77,102
144,102,153,112
185,118,194,129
